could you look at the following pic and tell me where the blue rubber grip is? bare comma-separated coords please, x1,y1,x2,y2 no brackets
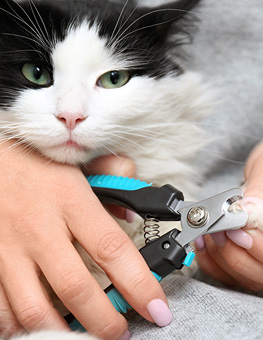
86,175,152,190
68,318,86,332
107,288,131,313
106,271,162,314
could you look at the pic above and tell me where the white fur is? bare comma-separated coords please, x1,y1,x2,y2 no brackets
10,330,98,340
0,20,214,337
1,21,212,195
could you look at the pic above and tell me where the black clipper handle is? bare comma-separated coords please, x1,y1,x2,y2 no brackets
92,184,183,221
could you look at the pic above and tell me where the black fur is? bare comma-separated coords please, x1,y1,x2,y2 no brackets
0,0,200,106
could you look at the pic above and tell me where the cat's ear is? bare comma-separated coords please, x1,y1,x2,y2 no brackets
131,0,201,45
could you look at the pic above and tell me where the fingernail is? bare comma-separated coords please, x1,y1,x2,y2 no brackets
147,299,173,327
210,231,227,248
125,209,135,223
118,330,131,340
226,229,253,249
195,236,206,252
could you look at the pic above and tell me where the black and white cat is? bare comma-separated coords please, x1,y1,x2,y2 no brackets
0,0,213,338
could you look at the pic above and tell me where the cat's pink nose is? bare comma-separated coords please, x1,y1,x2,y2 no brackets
57,112,85,130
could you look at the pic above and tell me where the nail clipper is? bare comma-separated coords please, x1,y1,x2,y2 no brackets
66,175,248,330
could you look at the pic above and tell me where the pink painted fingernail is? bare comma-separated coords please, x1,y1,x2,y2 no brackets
226,229,253,249
210,231,227,248
125,209,135,223
118,330,131,340
195,236,206,252
147,299,173,327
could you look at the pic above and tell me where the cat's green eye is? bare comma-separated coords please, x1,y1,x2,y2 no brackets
98,70,130,89
21,63,51,86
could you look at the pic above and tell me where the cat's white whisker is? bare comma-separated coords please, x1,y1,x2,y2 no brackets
100,144,119,158
1,4,49,53
0,48,44,55
102,136,135,154
109,0,142,47
114,8,197,47
109,0,130,46
0,139,25,155
29,0,50,45
12,0,51,50
3,32,46,52
104,131,146,150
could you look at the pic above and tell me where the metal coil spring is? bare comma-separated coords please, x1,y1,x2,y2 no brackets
143,214,160,244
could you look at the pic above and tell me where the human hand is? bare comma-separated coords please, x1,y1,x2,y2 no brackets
0,141,171,340
195,143,263,291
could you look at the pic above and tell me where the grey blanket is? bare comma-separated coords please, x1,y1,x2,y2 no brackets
128,276,263,339
128,0,263,339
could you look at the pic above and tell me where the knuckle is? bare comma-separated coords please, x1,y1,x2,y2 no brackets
228,255,247,273
96,231,129,263
57,270,88,302
16,301,48,329
207,242,220,259
0,314,22,339
127,272,152,296
96,317,122,340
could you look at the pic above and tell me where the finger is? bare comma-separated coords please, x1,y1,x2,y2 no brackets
36,236,129,340
205,236,263,291
244,142,263,183
1,256,69,333
229,144,263,236
225,227,263,263
245,228,263,262
83,156,136,178
0,282,24,339
66,191,172,328
104,205,135,223
195,237,239,287
83,155,136,221
105,204,126,220
240,142,263,219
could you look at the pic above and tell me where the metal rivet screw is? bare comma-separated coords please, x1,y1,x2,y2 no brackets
162,242,170,250
187,206,209,228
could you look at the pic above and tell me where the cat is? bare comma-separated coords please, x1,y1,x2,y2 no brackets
0,0,214,338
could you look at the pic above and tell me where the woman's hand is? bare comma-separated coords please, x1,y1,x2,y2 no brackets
195,143,263,291
0,141,171,340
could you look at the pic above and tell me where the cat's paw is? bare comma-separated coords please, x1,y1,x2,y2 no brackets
231,197,263,231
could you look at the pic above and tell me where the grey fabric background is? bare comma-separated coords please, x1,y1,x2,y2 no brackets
127,276,263,339
188,0,263,197
127,0,263,339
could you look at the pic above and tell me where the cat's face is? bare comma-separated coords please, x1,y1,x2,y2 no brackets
0,0,201,165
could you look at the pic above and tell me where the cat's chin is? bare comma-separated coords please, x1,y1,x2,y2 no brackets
40,144,93,165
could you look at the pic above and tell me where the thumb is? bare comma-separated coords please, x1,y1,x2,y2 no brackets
82,155,136,221
224,143,263,249
233,143,263,232
244,142,263,199
82,155,136,178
